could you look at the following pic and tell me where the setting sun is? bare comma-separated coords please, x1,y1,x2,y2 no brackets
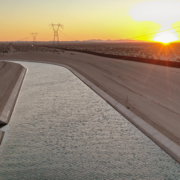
153,30,179,44
129,0,180,43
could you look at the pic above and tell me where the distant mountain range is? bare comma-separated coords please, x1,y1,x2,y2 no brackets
81,39,141,42
60,39,145,43
1,39,147,44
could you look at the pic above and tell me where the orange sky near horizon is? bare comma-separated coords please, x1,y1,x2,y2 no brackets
1,0,180,43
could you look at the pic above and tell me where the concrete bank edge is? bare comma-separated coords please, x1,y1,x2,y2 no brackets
5,59,180,164
0,67,27,124
56,62,180,164
62,64,180,164
0,130,5,146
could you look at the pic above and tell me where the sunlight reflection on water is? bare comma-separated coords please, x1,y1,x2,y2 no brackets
0,62,179,179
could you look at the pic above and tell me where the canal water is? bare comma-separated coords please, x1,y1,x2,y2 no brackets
0,62,179,179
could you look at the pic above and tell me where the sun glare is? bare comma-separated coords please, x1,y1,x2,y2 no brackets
153,30,179,44
129,0,180,43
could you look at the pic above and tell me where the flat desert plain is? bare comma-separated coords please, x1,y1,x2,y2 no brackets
1,50,180,147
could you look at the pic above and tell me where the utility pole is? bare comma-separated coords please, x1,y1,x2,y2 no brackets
31,33,37,46
50,23,64,46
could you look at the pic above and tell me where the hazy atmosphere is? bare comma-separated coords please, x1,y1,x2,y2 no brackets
1,0,180,43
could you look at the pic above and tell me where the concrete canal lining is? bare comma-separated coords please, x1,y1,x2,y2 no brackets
0,61,27,145
5,59,180,164
58,62,180,164
0,130,4,146
0,68,26,125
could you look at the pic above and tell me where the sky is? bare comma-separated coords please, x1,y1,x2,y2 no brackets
1,0,180,42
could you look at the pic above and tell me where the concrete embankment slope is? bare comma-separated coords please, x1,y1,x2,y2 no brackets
0,61,26,145
1,51,180,163
0,130,4,146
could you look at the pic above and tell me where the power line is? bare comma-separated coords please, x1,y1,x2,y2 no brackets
127,4,180,41
60,32,77,41
128,25,180,41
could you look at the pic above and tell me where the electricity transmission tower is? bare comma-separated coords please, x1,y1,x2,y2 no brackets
31,33,38,46
50,23,64,46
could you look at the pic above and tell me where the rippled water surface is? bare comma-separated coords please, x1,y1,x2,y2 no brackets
0,62,179,179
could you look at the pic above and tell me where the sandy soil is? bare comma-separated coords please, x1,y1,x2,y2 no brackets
0,61,23,120
1,50,180,146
